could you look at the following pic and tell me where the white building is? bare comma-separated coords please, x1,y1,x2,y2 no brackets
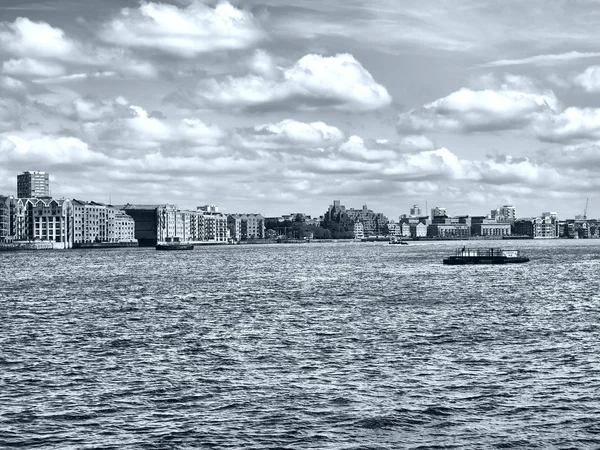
534,212,559,238
72,200,137,245
353,222,364,240
227,213,265,242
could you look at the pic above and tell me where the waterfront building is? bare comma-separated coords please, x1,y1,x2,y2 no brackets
480,221,511,237
346,204,388,236
387,222,402,237
533,212,559,239
353,222,364,240
227,213,265,242
111,210,136,243
2,197,74,248
472,217,511,237
428,222,470,238
514,218,534,237
120,204,178,246
0,195,11,241
72,200,137,245
17,171,50,198
410,222,427,238
196,208,228,242
401,222,411,237
121,204,227,246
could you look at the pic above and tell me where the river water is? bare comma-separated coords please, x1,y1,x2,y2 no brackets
1,240,599,449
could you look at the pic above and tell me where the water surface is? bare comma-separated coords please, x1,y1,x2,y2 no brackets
1,240,599,448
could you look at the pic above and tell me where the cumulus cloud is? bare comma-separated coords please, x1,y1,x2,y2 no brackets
0,17,80,61
99,0,265,57
80,104,225,156
166,53,392,112
337,135,399,162
535,107,600,143
0,135,111,167
239,119,345,153
573,65,600,92
398,85,558,133
0,17,158,80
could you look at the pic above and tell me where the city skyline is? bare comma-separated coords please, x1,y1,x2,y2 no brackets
1,1,600,218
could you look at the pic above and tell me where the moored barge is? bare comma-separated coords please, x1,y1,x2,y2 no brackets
155,237,194,251
443,248,529,265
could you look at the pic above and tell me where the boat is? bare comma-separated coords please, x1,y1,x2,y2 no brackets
390,237,408,245
155,237,194,251
443,247,529,265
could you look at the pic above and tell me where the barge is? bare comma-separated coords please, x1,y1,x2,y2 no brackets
155,237,194,251
443,247,529,265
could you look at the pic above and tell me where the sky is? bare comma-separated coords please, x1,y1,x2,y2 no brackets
1,0,600,219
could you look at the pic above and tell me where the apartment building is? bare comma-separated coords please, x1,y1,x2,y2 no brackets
17,171,50,198
227,213,265,242
534,212,559,238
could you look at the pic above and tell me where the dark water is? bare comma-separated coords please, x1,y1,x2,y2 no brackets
1,240,600,449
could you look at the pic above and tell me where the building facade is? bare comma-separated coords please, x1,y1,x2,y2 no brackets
353,222,364,240
346,204,388,236
17,171,50,198
227,213,265,242
534,212,559,238
121,204,227,246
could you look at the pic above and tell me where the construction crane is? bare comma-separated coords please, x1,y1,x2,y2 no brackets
584,198,589,220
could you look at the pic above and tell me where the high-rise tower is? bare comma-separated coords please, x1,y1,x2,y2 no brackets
17,171,50,198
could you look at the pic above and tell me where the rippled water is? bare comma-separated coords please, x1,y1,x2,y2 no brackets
1,240,600,449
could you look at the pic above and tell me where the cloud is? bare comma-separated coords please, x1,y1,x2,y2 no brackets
99,0,265,57
541,141,600,170
80,104,225,156
573,65,600,92
0,75,50,132
0,135,111,167
399,134,435,150
398,85,558,133
34,71,118,84
535,107,600,143
0,17,158,80
167,53,392,112
58,96,134,122
239,119,345,153
337,135,398,162
2,58,66,77
481,51,600,67
0,17,80,61
0,98,21,132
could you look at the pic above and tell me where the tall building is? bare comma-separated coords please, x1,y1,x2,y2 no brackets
17,171,50,198
431,206,447,218
491,205,516,222
409,205,422,217
346,205,388,236
534,212,559,238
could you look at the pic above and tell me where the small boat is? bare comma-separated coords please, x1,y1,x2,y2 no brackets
443,247,529,265
155,237,194,251
390,237,408,245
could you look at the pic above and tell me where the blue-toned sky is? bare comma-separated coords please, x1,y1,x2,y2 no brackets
1,0,600,219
